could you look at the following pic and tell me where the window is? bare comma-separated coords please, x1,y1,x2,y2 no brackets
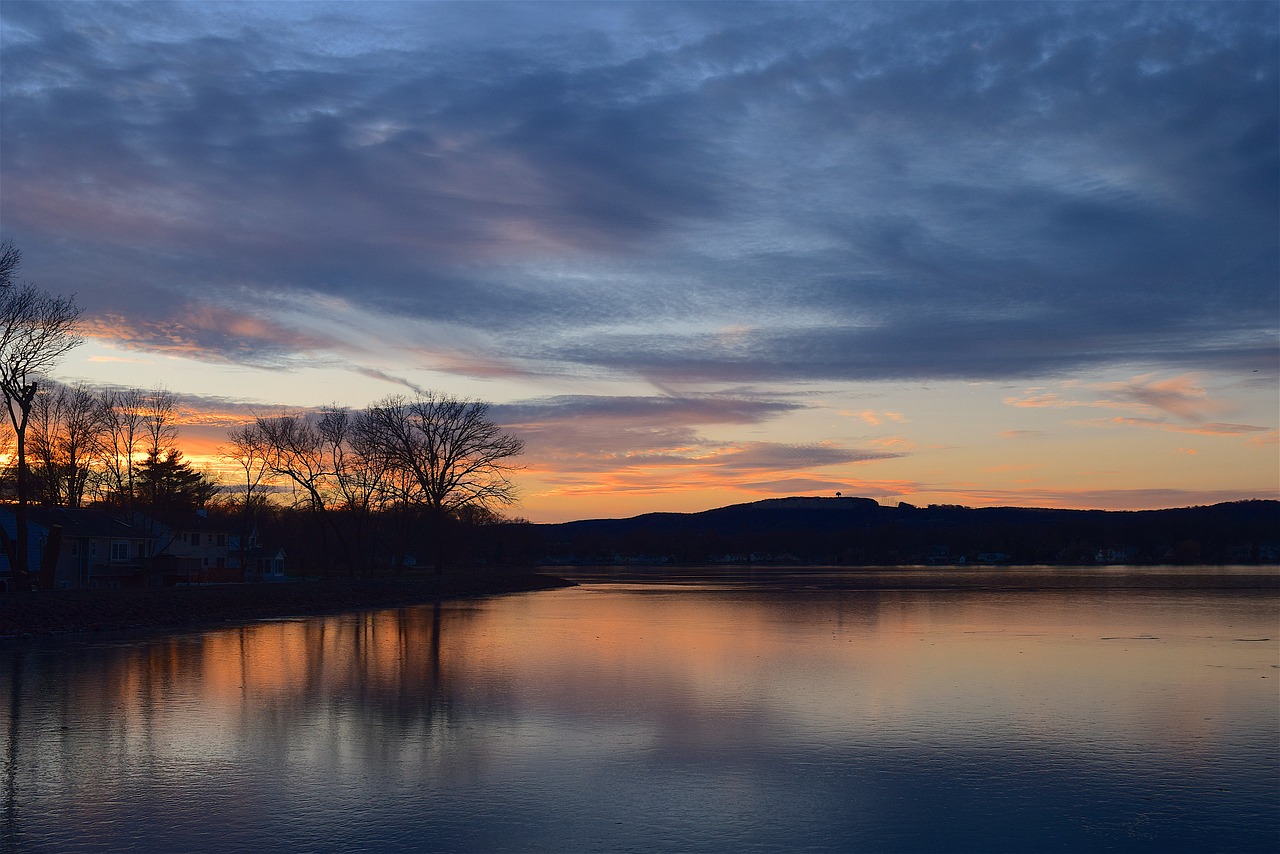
110,542,129,561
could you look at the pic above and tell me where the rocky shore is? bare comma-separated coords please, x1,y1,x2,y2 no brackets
0,571,575,638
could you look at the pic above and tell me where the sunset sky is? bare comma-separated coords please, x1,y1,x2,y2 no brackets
1,1,1276,523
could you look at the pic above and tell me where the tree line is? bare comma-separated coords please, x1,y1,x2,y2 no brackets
4,383,216,512
0,241,526,589
223,394,524,576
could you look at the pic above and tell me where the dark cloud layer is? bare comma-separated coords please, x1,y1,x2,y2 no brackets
484,392,899,503
2,1,1275,383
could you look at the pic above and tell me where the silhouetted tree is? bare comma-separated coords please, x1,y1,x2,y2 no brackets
318,406,386,576
254,413,351,574
222,421,274,576
0,242,82,590
27,383,106,508
359,393,523,572
142,387,178,457
99,387,148,509
135,448,218,511
0,243,19,290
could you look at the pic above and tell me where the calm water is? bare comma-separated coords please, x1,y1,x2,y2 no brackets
2,567,1277,853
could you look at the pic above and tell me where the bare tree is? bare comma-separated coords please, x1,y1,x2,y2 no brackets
318,406,386,576
224,422,272,510
359,393,523,572
28,383,106,508
255,413,352,574
0,242,19,290
0,247,82,589
142,387,179,456
222,422,273,576
99,387,148,508
0,416,13,504
256,415,327,511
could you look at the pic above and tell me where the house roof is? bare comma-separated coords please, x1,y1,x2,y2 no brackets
131,511,231,534
0,506,152,540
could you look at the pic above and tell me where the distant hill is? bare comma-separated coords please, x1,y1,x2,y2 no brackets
525,497,1280,566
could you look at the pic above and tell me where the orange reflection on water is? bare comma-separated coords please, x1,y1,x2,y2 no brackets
3,579,1275,793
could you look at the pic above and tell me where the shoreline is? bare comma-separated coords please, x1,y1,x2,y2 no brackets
0,571,575,639
4,566,1275,640
549,564,1280,591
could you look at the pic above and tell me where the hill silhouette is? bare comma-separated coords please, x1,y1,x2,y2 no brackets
527,497,1280,566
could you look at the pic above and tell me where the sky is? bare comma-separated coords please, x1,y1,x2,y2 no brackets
1,0,1276,523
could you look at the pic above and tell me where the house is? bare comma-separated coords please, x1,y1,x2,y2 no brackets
228,529,288,581
245,545,288,580
0,506,155,590
134,511,237,584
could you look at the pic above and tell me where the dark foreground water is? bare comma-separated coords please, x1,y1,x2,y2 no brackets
1,567,1277,853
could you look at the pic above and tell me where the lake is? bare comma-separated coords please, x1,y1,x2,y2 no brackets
2,566,1277,852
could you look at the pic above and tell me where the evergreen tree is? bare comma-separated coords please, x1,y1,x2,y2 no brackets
135,448,218,510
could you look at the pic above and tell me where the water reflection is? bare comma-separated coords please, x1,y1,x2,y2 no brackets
2,570,1277,852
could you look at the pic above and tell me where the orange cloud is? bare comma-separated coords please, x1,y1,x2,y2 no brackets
82,308,331,364
1079,416,1270,437
87,354,154,364
1005,374,1232,422
1247,431,1279,448
527,439,902,499
1003,391,1070,408
849,410,907,425
1107,373,1220,421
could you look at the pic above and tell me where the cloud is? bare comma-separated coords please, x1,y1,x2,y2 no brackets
851,410,907,426
705,441,899,473
87,355,152,364
1079,416,1270,437
497,393,802,426
350,367,426,396
531,437,902,497
543,317,1277,385
1000,430,1047,440
1004,374,1257,425
81,309,335,368
1247,431,1279,448
1,1,1274,387
1105,374,1221,421
501,393,900,496
1004,391,1072,409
